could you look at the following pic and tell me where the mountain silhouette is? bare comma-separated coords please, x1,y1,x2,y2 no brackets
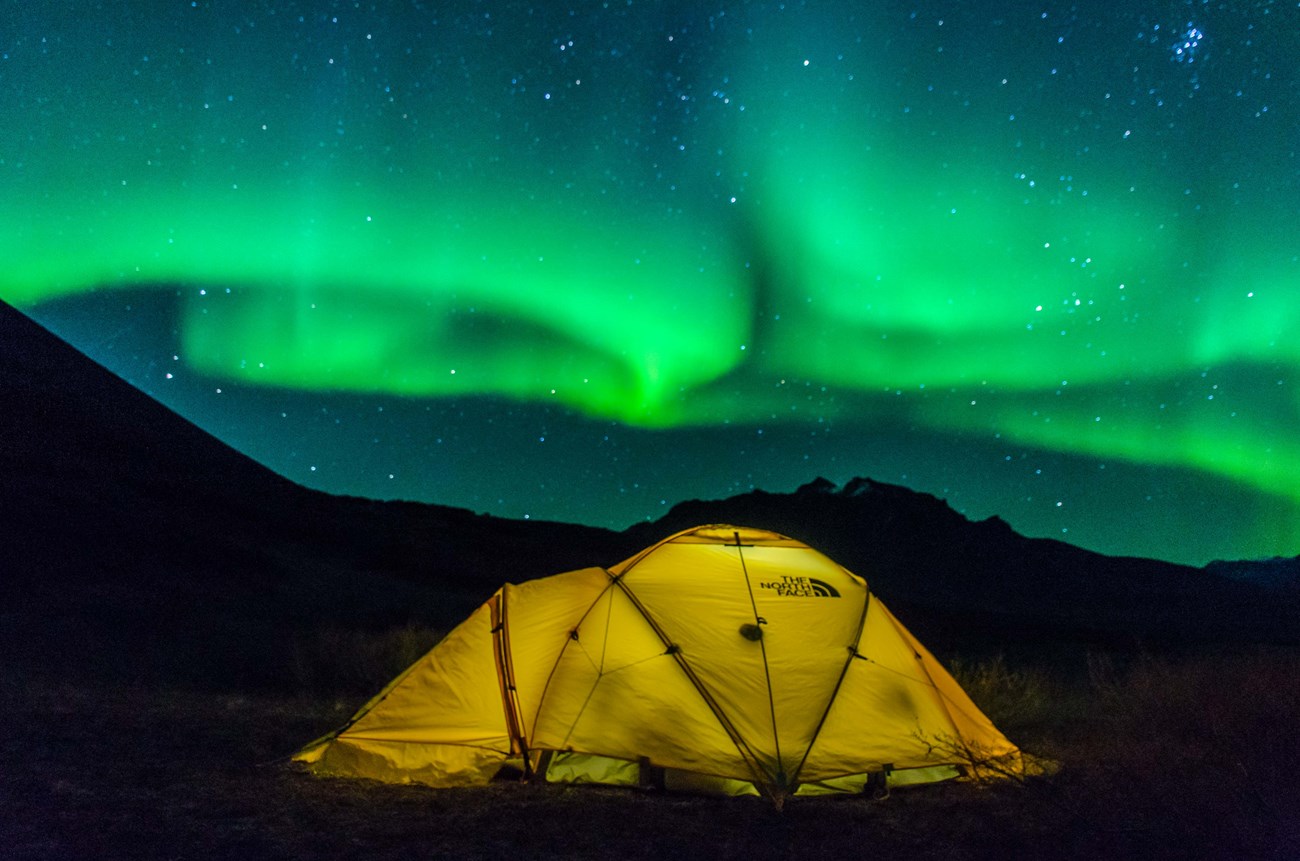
2,300,1294,688
0,299,624,684
629,478,1298,646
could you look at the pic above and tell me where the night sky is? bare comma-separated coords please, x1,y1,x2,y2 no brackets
4,2,1298,565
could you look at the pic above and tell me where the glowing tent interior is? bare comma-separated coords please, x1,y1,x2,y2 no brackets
295,525,1021,801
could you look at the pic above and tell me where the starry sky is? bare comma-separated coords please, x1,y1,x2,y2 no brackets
4,1,1298,565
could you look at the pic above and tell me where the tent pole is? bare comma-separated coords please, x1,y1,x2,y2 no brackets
733,530,786,793
491,591,532,779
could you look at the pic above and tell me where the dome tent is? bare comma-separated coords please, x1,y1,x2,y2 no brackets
295,525,1022,802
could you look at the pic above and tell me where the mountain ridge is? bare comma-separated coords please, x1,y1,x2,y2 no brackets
3,299,1295,689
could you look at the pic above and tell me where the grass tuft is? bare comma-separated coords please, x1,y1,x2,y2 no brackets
287,623,442,695
947,653,1067,740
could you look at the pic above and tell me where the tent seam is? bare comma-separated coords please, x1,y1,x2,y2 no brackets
788,585,874,786
527,578,620,737
609,570,774,794
733,533,785,790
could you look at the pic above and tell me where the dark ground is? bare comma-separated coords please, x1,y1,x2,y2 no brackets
4,645,1299,861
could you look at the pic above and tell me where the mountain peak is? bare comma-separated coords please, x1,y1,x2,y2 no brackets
795,476,837,495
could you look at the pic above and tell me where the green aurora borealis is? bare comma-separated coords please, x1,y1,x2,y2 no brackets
4,2,1298,563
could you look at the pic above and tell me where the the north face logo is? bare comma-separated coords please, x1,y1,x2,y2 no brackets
757,576,840,598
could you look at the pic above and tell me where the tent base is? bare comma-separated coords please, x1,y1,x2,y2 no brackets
521,750,965,799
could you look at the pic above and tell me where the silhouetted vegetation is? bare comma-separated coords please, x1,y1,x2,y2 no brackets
288,623,443,695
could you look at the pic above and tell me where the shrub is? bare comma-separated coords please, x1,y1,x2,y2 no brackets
1068,649,1300,857
946,654,1068,740
288,623,442,695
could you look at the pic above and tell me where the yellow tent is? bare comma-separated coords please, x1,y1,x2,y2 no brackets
295,525,1021,801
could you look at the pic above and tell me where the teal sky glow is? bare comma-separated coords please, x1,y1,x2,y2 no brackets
4,2,1297,563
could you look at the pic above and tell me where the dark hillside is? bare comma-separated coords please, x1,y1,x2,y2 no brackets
0,300,624,686
2,299,1296,691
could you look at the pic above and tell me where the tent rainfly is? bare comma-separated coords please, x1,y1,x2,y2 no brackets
295,525,1023,802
